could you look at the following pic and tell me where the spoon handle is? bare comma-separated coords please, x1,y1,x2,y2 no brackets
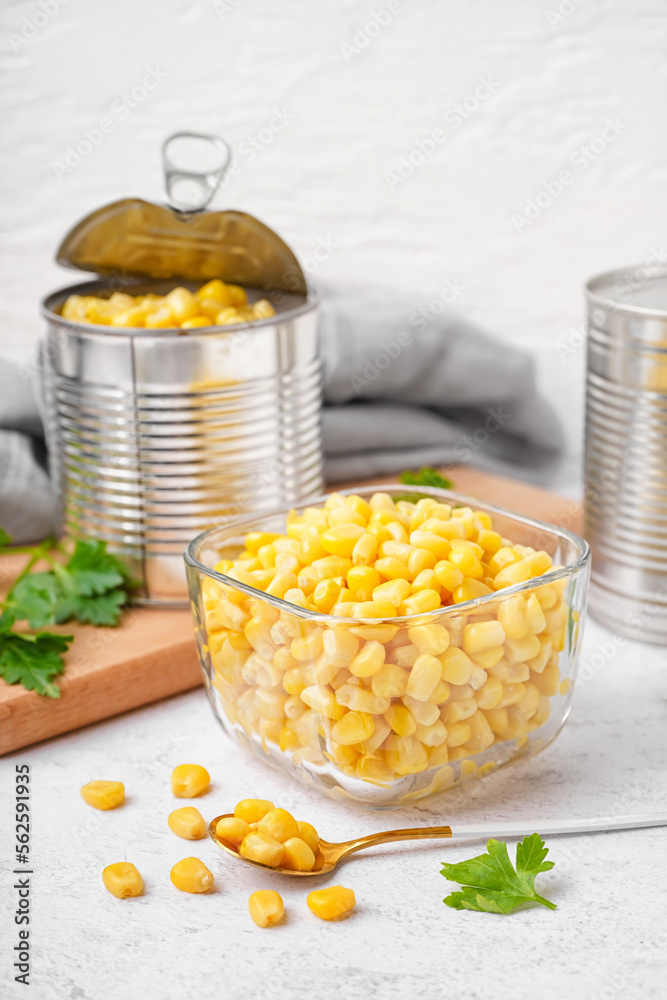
451,813,667,840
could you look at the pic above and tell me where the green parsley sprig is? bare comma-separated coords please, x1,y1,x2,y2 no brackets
399,467,453,490
441,833,556,913
0,532,135,698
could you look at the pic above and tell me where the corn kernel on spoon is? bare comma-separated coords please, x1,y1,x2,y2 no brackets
209,811,667,877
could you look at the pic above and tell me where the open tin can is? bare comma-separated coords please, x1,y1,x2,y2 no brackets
40,135,322,604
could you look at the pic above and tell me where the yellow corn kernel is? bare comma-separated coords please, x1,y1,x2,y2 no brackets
525,593,547,633
351,600,398,619
328,506,365,527
290,632,324,661
430,679,452,703
487,547,521,576
240,831,285,867
452,579,493,603
168,807,207,840
335,683,390,715
462,620,505,656
369,491,395,511
414,720,448,746
409,569,439,595
330,711,375,745
322,628,359,666
352,532,378,566
497,681,527,708
463,710,495,752
300,685,342,720
497,595,529,638
384,703,417,736
349,640,385,677
385,519,410,543
493,557,535,589
474,674,503,709
406,548,437,578
234,798,275,823
181,315,211,329
248,889,284,927
385,733,429,774
402,694,440,727
326,740,361,766
448,545,484,579
171,764,210,798
528,636,553,674
215,816,250,846
320,524,366,557
266,571,298,599
506,633,542,662
470,645,504,670
282,667,307,695
440,646,474,685
281,836,316,871
445,722,472,747
169,857,215,895
80,780,125,810
441,695,478,723
347,566,382,601
311,556,353,582
407,623,449,656
279,723,300,752
145,306,177,328
296,821,320,853
532,661,560,696
409,530,451,559
252,298,275,319
434,560,464,593
311,579,341,615
378,541,412,564
331,602,355,617
356,755,394,783
258,808,299,843
102,862,143,899
371,663,409,699
422,517,465,540
307,885,356,921
372,578,412,606
536,584,558,609
111,306,148,327
400,589,441,615
406,654,443,701
477,528,502,554
375,556,411,581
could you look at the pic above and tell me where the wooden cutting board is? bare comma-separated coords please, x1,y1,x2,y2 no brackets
0,467,583,755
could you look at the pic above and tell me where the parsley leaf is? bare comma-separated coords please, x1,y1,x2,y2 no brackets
8,573,62,629
400,467,453,490
0,528,12,547
441,834,556,913
62,539,129,596
0,612,72,698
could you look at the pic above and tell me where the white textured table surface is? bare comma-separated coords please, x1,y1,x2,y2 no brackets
1,616,666,1000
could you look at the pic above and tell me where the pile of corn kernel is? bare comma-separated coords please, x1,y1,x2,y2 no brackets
61,278,275,329
85,770,355,925
203,491,571,788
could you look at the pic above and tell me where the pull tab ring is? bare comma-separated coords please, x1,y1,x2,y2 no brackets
162,132,231,213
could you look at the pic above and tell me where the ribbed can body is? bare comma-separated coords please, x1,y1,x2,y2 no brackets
41,280,322,604
585,265,667,642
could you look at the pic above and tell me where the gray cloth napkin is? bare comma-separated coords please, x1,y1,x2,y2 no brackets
0,289,563,543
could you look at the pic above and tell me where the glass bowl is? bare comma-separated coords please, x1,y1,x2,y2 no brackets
184,486,590,807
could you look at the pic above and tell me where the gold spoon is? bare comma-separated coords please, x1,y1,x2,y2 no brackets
209,811,667,878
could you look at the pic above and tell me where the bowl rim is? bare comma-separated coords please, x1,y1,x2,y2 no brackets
184,484,591,623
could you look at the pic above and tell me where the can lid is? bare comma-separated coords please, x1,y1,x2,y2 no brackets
55,198,306,294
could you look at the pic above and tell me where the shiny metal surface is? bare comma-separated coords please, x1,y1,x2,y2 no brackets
585,265,667,642
41,279,322,604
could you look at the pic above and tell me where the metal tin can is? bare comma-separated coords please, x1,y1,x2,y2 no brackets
41,278,321,605
585,264,667,642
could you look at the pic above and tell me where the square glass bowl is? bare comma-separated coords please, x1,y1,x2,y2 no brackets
185,486,590,807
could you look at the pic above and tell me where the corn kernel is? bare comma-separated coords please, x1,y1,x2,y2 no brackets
258,808,299,843
335,683,390,715
434,560,464,593
373,578,412,605
102,862,143,899
384,703,417,736
525,593,547,633
349,640,385,677
375,556,411,581
248,889,284,927
170,857,215,893
281,836,316,871
462,620,505,656
402,695,440,727
239,831,285,867
296,821,320,853
409,530,451,559
452,579,493,603
352,600,398,619
371,663,409,698
234,798,275,823
401,589,441,615
347,565,382,601
440,647,474,685
80,780,125,810
168,807,207,840
307,885,356,921
352,532,378,566
171,764,210,798
406,654,443,701
216,816,250,846
331,710,375,745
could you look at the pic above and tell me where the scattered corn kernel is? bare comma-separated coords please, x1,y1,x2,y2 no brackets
168,807,207,840
170,857,215,893
248,889,285,927
102,862,143,898
307,885,356,921
80,780,125,810
171,764,210,798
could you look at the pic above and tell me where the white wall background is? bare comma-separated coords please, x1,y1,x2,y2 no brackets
1,0,665,481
